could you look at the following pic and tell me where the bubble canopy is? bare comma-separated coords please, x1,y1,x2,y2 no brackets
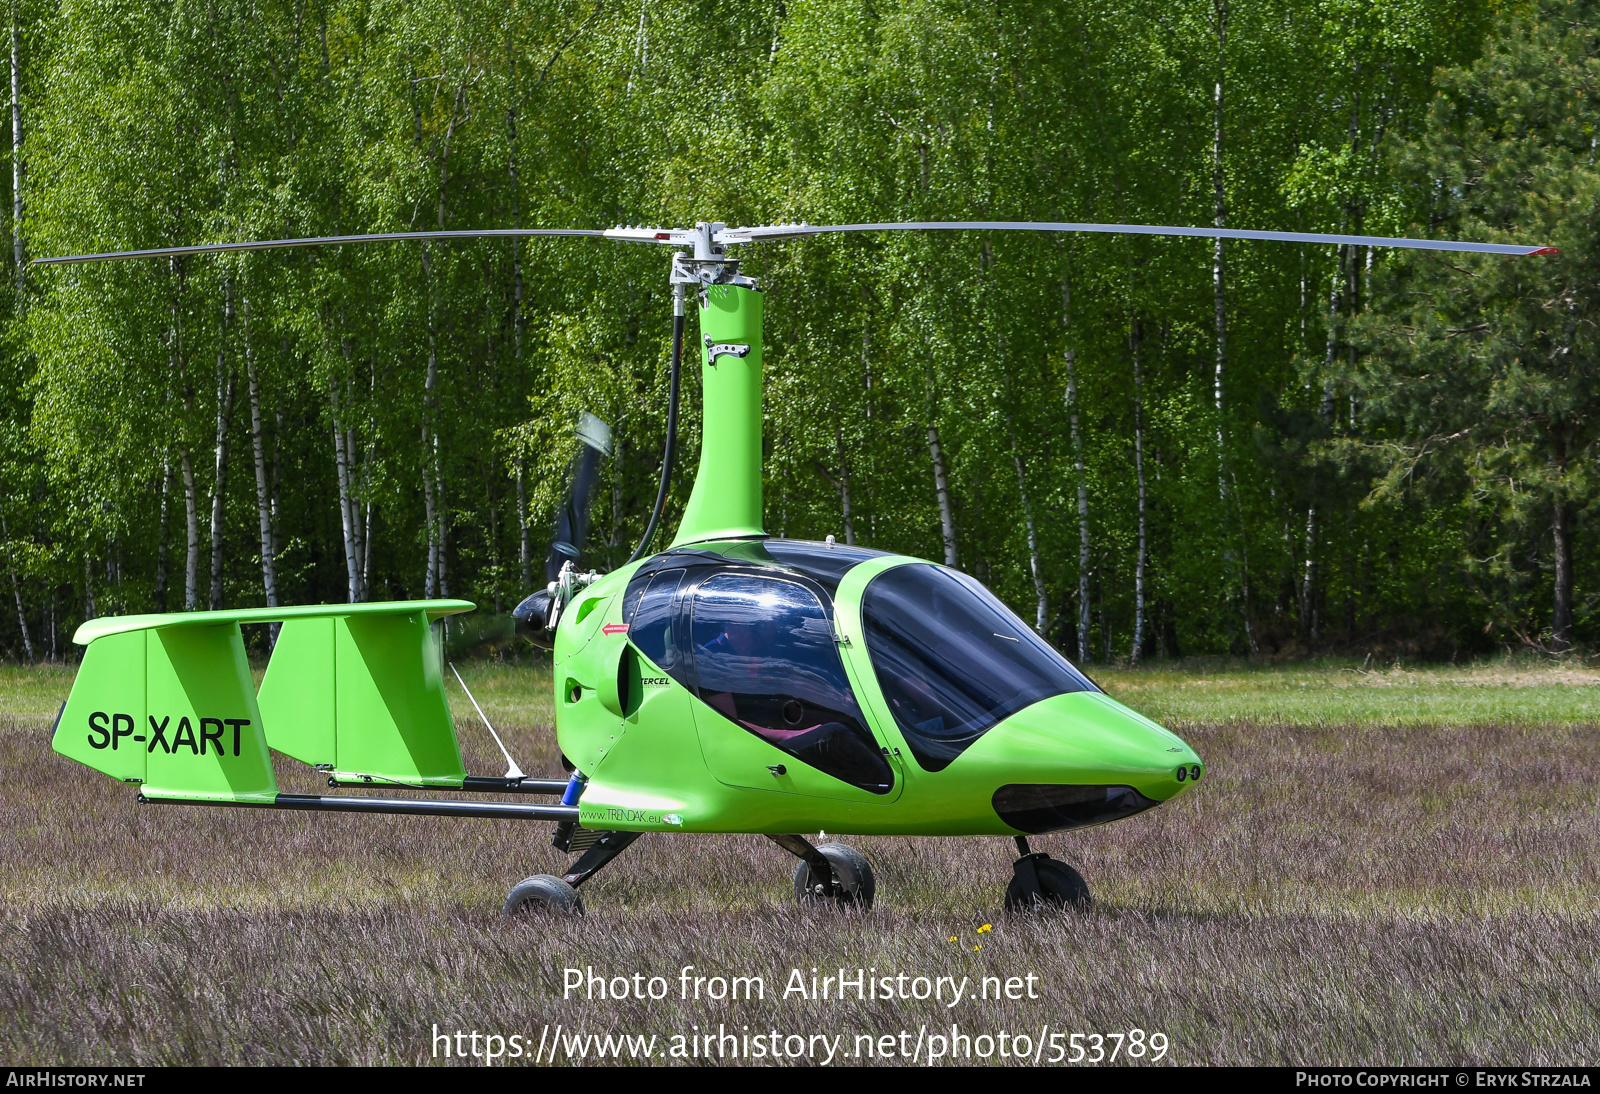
860,564,1098,772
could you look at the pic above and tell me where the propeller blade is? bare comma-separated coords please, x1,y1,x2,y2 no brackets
716,220,1556,257
545,412,614,584
33,228,607,265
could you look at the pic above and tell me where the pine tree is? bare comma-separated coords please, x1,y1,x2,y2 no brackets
1352,0,1600,648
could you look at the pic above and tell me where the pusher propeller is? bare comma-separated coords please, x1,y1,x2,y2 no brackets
514,411,613,649
546,411,614,585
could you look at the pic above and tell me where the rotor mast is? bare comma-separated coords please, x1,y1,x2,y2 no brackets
650,222,766,546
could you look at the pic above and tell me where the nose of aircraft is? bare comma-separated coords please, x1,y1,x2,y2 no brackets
961,690,1204,831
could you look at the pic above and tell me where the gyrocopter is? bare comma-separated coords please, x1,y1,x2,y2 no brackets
38,217,1550,914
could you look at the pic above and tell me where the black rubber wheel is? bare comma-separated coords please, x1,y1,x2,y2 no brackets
504,874,584,917
1004,857,1092,912
793,843,876,910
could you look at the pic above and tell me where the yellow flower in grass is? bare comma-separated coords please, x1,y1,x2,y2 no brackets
977,923,992,934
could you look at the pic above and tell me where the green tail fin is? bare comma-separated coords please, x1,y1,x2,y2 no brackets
257,609,466,786
55,600,474,800
53,621,277,803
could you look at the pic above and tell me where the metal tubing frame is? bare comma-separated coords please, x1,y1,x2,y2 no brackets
140,792,579,822
323,775,570,795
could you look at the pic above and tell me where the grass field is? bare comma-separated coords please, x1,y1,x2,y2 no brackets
1,656,1596,1065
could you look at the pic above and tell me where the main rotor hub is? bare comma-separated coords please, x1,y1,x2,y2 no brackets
671,222,756,291
606,221,757,290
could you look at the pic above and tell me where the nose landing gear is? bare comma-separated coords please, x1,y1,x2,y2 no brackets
1004,835,1091,912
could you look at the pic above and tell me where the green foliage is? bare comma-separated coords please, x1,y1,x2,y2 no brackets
1347,0,1600,648
0,0,1588,663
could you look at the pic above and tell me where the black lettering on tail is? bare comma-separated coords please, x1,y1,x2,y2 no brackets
87,711,110,750
171,717,198,755
148,716,171,753
199,718,225,756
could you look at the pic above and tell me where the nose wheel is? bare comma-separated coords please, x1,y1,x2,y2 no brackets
1005,835,1091,912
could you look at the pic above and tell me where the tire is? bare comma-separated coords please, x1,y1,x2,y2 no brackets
503,874,584,917
793,843,876,910
1004,857,1091,912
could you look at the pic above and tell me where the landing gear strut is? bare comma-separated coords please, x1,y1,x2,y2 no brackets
770,834,876,909
503,829,644,917
1004,835,1091,912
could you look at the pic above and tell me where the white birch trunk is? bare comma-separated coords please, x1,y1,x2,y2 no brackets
10,10,21,289
420,245,441,599
181,446,198,611
244,299,277,610
356,426,371,602
837,425,854,546
154,451,170,611
1131,316,1148,665
1067,348,1091,664
209,285,235,611
1210,1,1257,655
517,456,530,588
1301,505,1318,642
1212,0,1228,499
330,380,360,604
927,423,957,567
420,88,463,602
1011,446,1047,634
271,407,282,562
436,445,448,598
1,511,32,660
510,102,531,589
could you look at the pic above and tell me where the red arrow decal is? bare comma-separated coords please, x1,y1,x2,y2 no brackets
602,623,629,635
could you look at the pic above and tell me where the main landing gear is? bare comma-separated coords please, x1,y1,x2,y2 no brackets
503,830,1085,915
1004,835,1092,912
503,826,643,916
769,834,876,910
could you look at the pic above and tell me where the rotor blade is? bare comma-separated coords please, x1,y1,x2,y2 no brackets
33,228,608,266
717,220,1555,257
545,412,615,584
603,226,697,246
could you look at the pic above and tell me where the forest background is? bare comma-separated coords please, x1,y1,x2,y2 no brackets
0,0,1595,665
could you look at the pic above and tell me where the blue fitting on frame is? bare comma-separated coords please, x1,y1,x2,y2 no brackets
560,771,588,806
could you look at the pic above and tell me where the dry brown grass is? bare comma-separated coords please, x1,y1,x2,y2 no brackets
1,670,1598,1065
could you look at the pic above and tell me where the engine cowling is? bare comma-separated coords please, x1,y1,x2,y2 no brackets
512,589,557,650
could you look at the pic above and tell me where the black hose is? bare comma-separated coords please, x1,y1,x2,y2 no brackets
625,306,684,564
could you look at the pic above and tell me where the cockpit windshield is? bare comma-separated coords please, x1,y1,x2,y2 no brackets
860,563,1098,771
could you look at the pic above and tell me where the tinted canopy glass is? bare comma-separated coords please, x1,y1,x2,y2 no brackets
861,564,1098,772
763,538,888,592
691,574,892,794
626,568,688,675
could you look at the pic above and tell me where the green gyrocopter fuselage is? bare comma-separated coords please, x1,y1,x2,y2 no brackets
47,215,1544,910
50,280,1201,911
